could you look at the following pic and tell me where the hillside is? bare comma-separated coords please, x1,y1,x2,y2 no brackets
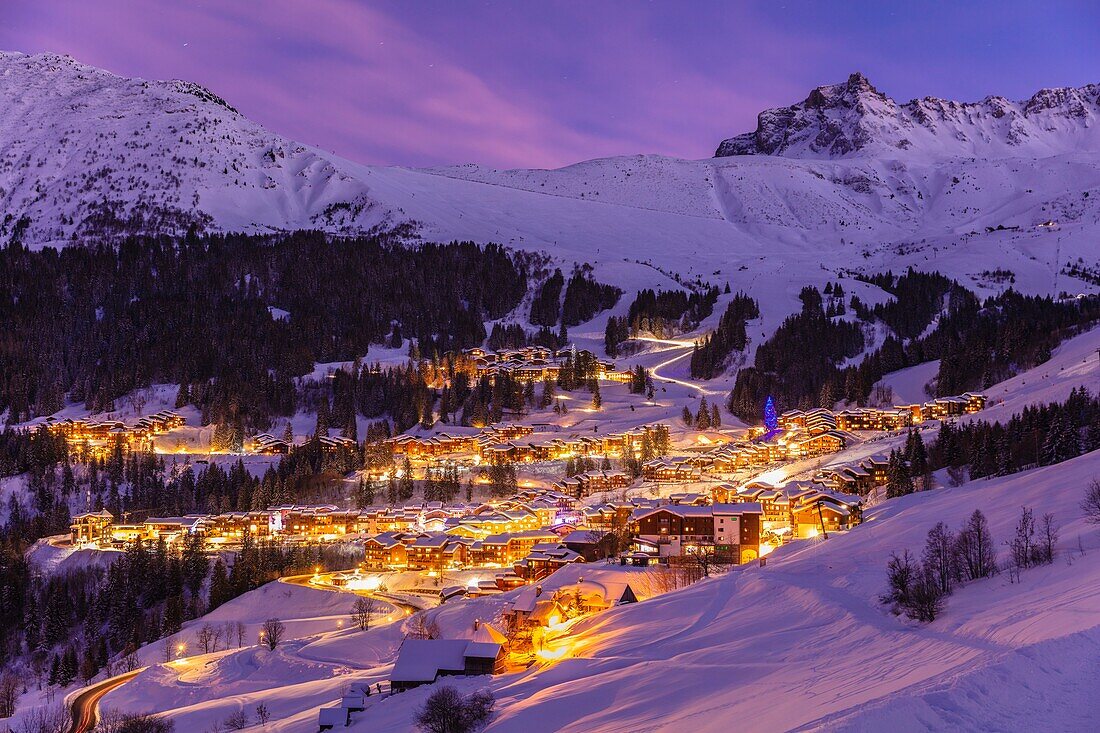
0,51,398,246
79,441,1100,732
3,52,1100,329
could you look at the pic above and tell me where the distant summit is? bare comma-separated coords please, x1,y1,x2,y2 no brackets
715,72,1100,159
0,50,396,246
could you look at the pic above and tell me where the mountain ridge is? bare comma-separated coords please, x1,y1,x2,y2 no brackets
716,71,1100,159
3,50,1100,319
0,50,398,246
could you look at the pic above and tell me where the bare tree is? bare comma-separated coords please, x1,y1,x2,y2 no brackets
0,672,20,718
350,596,381,631
254,703,271,727
405,613,441,640
954,509,997,581
211,626,223,653
686,545,730,579
115,713,175,733
14,702,70,733
1009,506,1036,571
921,522,956,595
235,621,247,649
223,622,236,651
1082,479,1100,523
1036,513,1059,564
120,650,140,673
260,618,285,651
197,623,216,654
415,686,495,733
905,569,946,623
880,549,918,614
223,711,249,731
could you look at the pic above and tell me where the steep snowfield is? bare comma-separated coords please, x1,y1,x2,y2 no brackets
0,51,397,245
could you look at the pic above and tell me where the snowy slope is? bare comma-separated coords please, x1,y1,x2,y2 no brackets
115,449,1100,733
0,51,399,246
341,451,1100,733
4,52,1100,324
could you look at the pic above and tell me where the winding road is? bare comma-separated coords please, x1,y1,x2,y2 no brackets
280,573,423,617
65,669,142,733
63,573,416,732
631,337,725,397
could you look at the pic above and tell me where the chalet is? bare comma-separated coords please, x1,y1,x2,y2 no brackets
552,578,639,613
251,434,290,454
514,543,585,581
552,470,631,498
406,534,467,570
70,510,114,545
317,706,351,731
362,532,408,569
788,490,863,538
560,529,618,561
632,503,762,563
390,624,507,692
504,585,566,628
783,430,846,458
642,458,698,483
860,454,891,486
803,408,838,435
961,392,986,413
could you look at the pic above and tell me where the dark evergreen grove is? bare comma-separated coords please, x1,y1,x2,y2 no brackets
728,273,1100,421
0,232,529,427
0,425,365,673
728,285,864,418
605,285,720,356
689,293,759,379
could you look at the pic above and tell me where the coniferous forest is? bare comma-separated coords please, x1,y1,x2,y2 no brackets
0,232,528,428
729,275,1100,421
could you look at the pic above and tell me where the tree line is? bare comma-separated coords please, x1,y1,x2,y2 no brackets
0,232,528,431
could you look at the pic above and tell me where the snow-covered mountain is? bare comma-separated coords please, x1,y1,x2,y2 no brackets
715,71,1100,159
4,51,1100,330
0,51,399,245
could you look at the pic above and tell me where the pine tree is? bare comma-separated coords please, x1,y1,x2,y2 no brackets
710,403,721,428
208,559,231,610
175,383,190,408
695,397,711,429
315,399,330,439
885,450,914,498
591,381,602,410
682,406,693,426
182,532,208,599
904,429,931,490
282,421,294,444
399,457,415,501
1041,413,1080,466
48,654,60,686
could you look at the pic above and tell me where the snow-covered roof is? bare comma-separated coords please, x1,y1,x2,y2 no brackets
390,639,468,682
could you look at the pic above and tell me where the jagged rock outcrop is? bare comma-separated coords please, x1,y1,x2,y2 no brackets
716,72,1100,159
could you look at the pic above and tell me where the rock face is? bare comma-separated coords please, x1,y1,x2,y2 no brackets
715,72,1100,159
0,51,397,246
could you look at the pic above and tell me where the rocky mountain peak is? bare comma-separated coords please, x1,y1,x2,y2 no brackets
716,74,1100,159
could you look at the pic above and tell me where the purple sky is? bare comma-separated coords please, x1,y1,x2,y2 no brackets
2,1,1097,168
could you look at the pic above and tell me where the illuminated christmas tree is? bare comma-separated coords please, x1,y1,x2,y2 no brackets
764,396,778,432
